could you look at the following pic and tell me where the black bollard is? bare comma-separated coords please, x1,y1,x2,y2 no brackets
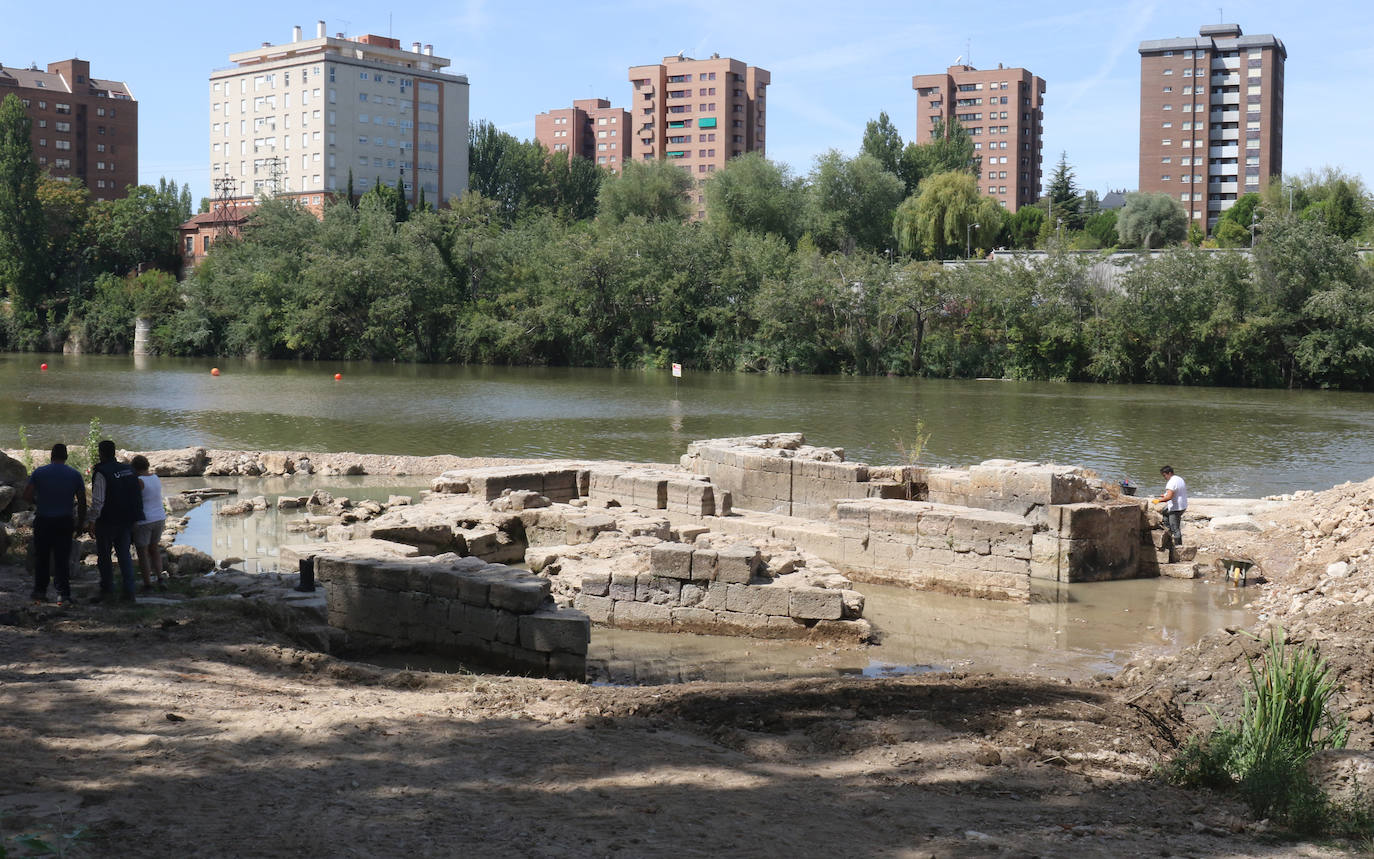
295,556,316,592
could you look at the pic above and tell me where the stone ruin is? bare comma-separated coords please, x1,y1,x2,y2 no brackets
280,432,1176,680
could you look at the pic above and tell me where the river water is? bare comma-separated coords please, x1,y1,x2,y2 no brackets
6,353,1374,496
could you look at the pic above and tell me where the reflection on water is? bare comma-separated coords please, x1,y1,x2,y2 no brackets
167,475,1258,686
590,579,1255,685
167,475,432,572
7,354,1374,496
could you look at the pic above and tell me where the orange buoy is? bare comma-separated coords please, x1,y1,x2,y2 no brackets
40,363,48,371
334,373,342,381
210,367,221,377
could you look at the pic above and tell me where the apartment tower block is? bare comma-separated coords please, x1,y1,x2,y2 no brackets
1138,24,1285,230
209,21,469,206
0,58,137,201
912,64,1045,212
628,54,769,218
534,98,631,172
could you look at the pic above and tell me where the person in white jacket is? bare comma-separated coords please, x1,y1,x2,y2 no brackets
130,455,167,592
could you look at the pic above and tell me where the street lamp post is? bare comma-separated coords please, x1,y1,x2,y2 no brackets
966,222,979,259
1287,185,1294,215
1250,211,1257,247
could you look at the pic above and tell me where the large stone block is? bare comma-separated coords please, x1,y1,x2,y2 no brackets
651,541,697,577
724,583,791,616
567,514,617,545
614,600,674,631
489,641,549,677
488,574,551,613
461,604,502,640
573,594,614,624
670,607,719,633
690,549,718,582
519,609,590,655
609,573,639,602
637,576,681,605
699,582,729,611
789,587,843,620
580,570,611,597
715,544,760,584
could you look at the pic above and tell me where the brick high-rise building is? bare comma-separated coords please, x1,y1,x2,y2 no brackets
1138,24,1285,231
912,64,1045,212
209,21,469,206
628,54,769,218
0,58,137,201
534,98,631,172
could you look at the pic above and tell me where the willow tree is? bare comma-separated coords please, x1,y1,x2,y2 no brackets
893,171,1004,260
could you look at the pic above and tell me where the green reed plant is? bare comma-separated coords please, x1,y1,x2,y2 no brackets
1164,627,1361,836
17,425,33,472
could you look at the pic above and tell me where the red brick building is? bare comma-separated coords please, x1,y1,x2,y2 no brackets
1138,24,1286,232
629,54,769,219
0,58,137,201
912,64,1046,212
534,98,631,172
177,191,330,272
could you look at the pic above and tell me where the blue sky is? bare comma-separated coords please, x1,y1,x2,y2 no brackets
3,0,1371,204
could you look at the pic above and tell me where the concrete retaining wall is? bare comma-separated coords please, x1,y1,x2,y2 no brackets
315,553,590,680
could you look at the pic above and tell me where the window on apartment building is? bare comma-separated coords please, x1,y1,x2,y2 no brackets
1163,69,1173,76
1161,175,1171,181
1162,138,1171,145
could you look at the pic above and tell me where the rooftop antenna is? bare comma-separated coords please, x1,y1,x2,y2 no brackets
389,13,393,36
967,38,972,68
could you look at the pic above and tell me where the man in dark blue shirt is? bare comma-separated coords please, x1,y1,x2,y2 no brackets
86,440,144,602
22,444,87,605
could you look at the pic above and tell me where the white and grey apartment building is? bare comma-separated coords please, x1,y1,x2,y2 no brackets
209,21,468,206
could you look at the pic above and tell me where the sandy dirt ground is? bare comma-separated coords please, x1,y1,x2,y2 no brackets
2,458,1371,857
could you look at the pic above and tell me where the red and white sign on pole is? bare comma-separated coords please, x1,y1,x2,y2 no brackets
671,363,682,378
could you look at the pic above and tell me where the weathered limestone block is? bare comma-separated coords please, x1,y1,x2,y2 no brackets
567,513,617,545
459,523,523,563
679,583,707,606
690,548,718,582
489,641,550,676
488,575,550,613
573,593,614,624
609,572,639,602
519,609,591,655
724,583,791,616
490,490,551,512
461,604,502,640
699,581,729,611
580,570,611,597
260,453,294,475
665,479,716,516
715,544,760,584
614,600,673,631
1171,545,1198,563
1160,562,1201,579
638,576,681,605
650,542,695,579
142,447,209,477
789,587,843,620
1030,533,1138,582
670,607,719,633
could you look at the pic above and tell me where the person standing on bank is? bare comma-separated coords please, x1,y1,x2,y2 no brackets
86,440,144,602
1155,465,1188,547
130,455,166,593
22,444,87,605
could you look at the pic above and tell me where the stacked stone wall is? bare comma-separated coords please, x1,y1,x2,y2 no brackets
573,541,868,641
835,499,1037,601
315,554,589,680
432,466,588,502
586,468,724,517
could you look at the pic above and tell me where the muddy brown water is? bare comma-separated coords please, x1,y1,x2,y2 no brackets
166,476,1257,686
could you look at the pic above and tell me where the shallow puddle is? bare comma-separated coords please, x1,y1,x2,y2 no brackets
166,477,1258,685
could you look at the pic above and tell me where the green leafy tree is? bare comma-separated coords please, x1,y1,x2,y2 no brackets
1214,219,1250,248
860,112,904,175
703,152,802,242
1083,210,1119,248
0,93,49,339
467,120,552,222
1117,192,1188,249
804,151,906,253
596,158,692,223
897,117,978,195
545,150,603,221
86,178,192,275
893,171,1003,259
1001,205,1046,249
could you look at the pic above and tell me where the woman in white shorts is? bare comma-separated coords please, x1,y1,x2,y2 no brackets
130,455,167,592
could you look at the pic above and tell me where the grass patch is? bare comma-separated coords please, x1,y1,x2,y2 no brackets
1163,627,1371,840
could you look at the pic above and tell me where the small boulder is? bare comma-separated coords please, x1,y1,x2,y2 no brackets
143,447,208,477
0,450,29,486
166,545,215,575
